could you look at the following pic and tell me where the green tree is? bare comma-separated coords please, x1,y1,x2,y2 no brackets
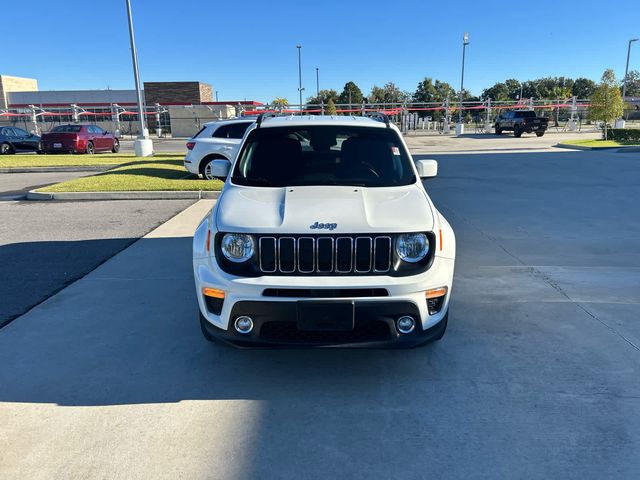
504,79,522,99
271,97,288,111
588,69,623,140
622,70,640,97
572,78,597,99
338,81,364,106
482,82,510,101
325,98,337,115
413,77,438,102
369,82,405,103
306,89,338,106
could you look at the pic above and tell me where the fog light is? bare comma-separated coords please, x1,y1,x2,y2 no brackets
396,316,416,334
234,316,254,334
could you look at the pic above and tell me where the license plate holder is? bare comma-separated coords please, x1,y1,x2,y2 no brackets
297,301,355,331
53,143,62,148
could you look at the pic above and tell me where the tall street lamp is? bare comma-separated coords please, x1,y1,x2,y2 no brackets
622,38,638,100
316,67,319,97
125,0,152,156
297,45,304,114
457,32,469,133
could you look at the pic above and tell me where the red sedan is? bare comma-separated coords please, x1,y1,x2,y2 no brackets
41,124,120,154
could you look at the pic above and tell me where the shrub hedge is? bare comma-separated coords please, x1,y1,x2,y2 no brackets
606,128,640,142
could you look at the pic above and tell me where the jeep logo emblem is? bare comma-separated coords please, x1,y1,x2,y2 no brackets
310,222,337,231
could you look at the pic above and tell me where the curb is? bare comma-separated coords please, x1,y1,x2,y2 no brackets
0,165,114,174
26,190,221,201
556,143,640,152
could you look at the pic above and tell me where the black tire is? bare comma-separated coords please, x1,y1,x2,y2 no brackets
514,125,522,138
112,138,120,153
86,141,95,155
1,142,14,155
494,124,502,135
535,131,545,137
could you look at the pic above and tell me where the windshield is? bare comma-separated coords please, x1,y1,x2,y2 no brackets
231,125,416,188
515,111,536,118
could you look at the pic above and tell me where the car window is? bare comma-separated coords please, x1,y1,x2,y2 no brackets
52,125,82,133
1,127,12,136
212,125,232,138
13,127,28,136
93,126,104,134
87,126,97,134
229,122,252,139
232,125,416,188
192,126,207,139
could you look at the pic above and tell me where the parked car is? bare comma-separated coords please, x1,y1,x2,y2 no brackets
41,124,119,154
192,114,456,348
494,110,548,137
183,118,255,179
0,126,41,154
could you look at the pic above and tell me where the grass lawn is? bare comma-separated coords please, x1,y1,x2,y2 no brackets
0,152,183,168
39,159,223,192
562,139,640,148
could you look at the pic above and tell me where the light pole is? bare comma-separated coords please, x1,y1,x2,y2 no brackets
297,45,304,114
215,90,219,102
457,32,469,135
125,0,152,156
622,38,638,100
316,67,319,98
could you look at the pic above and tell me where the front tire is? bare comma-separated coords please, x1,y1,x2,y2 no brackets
1,142,14,154
514,125,522,138
535,131,545,137
112,138,120,153
86,141,95,155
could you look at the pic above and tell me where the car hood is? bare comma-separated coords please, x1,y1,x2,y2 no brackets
215,184,434,234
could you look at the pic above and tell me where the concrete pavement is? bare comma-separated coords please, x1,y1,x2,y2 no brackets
0,199,195,327
1,147,639,479
0,171,90,199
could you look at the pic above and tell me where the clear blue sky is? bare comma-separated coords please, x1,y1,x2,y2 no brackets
3,0,639,103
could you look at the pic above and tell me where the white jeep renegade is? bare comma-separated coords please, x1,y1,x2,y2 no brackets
193,114,456,347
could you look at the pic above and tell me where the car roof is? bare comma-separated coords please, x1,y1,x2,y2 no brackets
258,115,388,129
203,117,256,127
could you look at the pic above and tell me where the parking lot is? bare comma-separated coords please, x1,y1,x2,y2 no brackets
0,136,639,479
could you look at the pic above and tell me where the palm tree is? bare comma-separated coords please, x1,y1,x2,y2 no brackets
272,98,289,112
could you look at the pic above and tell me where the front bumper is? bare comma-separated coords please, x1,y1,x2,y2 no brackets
200,301,448,348
194,252,454,347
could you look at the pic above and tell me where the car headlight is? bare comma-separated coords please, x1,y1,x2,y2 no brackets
221,233,255,263
396,233,429,263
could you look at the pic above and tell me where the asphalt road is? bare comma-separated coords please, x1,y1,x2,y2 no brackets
0,171,89,199
0,198,195,327
1,147,639,478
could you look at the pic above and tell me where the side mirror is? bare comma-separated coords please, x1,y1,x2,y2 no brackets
415,159,438,179
210,159,231,179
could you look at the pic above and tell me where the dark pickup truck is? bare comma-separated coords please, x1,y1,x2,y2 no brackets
494,110,548,137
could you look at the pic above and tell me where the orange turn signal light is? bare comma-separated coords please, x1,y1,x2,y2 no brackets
202,288,225,299
425,287,448,299
439,229,443,251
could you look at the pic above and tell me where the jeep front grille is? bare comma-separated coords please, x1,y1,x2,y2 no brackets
258,235,392,274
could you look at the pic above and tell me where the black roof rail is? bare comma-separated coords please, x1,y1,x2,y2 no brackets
366,112,390,128
256,112,280,128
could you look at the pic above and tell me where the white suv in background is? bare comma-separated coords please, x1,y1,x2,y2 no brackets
184,118,255,179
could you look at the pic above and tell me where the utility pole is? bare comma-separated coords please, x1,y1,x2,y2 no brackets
622,38,638,100
297,45,304,114
316,67,319,98
125,0,152,156
456,32,469,136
